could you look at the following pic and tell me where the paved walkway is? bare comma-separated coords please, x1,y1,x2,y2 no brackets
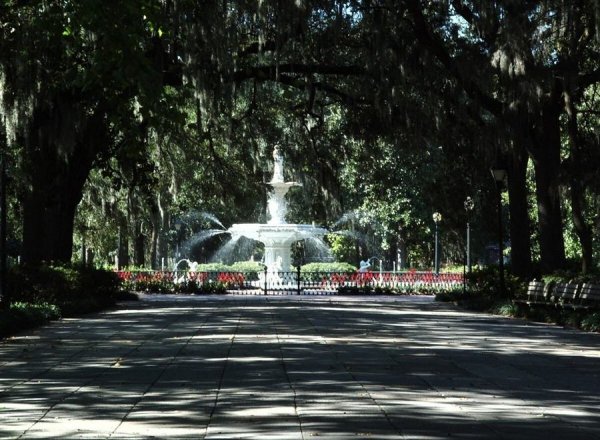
1,294,600,439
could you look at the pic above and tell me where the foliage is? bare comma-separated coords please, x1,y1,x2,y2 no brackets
229,261,264,273
1,0,599,278
491,301,520,317
435,289,495,311
541,270,600,285
193,263,236,273
465,266,527,299
120,270,239,294
230,261,263,281
0,264,122,338
7,264,121,316
441,279,600,333
581,313,600,333
326,233,358,265
0,302,61,338
338,284,460,296
300,262,357,273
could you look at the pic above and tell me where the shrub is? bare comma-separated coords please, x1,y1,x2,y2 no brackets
197,281,227,295
300,262,357,282
301,262,357,273
230,261,263,281
0,302,61,338
492,301,520,317
465,266,526,299
194,263,233,273
561,310,583,328
581,312,600,332
230,261,264,273
6,263,120,316
435,287,500,311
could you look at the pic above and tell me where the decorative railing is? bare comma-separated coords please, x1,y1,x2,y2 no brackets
116,269,464,295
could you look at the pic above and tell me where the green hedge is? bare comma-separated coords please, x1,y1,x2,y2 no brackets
230,261,264,273
6,263,122,317
193,263,234,273
299,262,357,281
0,302,61,338
300,262,357,272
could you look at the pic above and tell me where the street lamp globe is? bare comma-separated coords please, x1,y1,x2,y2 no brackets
490,167,507,186
432,212,442,223
464,197,474,212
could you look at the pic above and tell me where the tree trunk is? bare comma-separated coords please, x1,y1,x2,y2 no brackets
160,209,170,268
21,98,104,264
506,141,532,277
150,226,159,269
118,223,129,269
86,248,95,266
22,184,83,263
149,200,160,270
528,102,566,274
134,221,145,267
565,88,593,273
396,223,407,269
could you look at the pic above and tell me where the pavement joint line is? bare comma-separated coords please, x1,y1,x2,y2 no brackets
14,304,194,439
4,295,600,438
269,301,305,440
300,304,405,438
203,300,245,438
368,304,502,436
108,306,214,438
0,318,125,396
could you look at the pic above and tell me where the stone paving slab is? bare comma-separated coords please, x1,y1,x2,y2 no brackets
1,294,600,439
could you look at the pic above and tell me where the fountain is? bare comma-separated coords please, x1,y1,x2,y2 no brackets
228,146,327,272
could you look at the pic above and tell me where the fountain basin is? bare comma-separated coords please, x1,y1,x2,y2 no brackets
229,223,327,272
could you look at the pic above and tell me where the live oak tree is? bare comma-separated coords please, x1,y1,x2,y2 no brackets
394,0,600,274
0,0,174,263
2,0,598,276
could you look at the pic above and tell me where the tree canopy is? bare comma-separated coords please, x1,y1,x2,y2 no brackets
1,0,599,277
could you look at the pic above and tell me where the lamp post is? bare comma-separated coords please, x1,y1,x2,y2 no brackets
0,148,6,307
464,197,474,273
432,212,442,275
490,166,507,297
174,221,182,260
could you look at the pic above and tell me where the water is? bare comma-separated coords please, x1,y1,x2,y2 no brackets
210,234,261,264
180,229,228,256
304,236,335,262
178,210,226,230
175,148,330,272
198,211,225,230
330,211,359,230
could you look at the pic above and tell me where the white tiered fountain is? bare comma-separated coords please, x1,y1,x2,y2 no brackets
228,147,327,273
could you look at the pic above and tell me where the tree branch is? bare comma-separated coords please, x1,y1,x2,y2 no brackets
579,68,600,89
232,63,366,83
405,0,503,118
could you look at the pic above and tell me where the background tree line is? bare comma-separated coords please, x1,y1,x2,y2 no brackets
1,1,599,277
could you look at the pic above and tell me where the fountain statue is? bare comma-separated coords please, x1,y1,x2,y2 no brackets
228,147,327,272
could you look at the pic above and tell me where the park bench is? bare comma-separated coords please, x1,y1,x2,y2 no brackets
573,283,600,310
516,280,600,312
515,281,549,306
550,282,579,308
